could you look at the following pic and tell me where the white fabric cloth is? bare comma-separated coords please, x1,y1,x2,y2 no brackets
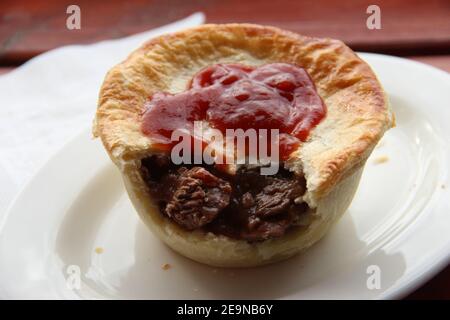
0,13,205,215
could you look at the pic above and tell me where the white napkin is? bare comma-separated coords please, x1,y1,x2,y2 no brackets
0,13,205,215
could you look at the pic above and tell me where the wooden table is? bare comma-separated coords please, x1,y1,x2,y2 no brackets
0,0,449,299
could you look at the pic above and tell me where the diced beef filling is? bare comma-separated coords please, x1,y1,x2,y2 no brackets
206,167,308,241
141,157,231,230
141,155,309,241
165,167,232,230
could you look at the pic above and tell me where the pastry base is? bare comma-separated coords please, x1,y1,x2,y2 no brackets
122,162,364,268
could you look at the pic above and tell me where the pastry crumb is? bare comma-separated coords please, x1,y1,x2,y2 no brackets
193,288,199,292
441,184,446,189
161,263,171,270
373,155,389,164
212,269,218,274
94,247,104,254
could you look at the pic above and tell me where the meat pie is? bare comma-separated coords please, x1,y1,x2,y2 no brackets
93,24,394,267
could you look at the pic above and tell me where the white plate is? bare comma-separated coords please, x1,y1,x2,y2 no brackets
1,53,449,299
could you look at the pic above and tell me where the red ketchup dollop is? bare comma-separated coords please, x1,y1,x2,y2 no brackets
141,63,326,161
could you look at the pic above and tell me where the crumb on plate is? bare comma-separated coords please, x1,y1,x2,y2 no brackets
94,247,104,254
373,155,389,165
162,263,171,270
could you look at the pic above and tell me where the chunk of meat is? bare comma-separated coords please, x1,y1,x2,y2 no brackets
165,167,232,230
254,178,305,217
241,192,255,208
241,218,293,242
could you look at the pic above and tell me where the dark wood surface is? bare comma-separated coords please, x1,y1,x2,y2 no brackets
0,0,449,299
1,0,449,64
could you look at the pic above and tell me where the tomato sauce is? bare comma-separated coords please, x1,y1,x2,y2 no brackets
141,63,326,160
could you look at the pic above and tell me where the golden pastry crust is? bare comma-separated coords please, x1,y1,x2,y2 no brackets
93,24,393,267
